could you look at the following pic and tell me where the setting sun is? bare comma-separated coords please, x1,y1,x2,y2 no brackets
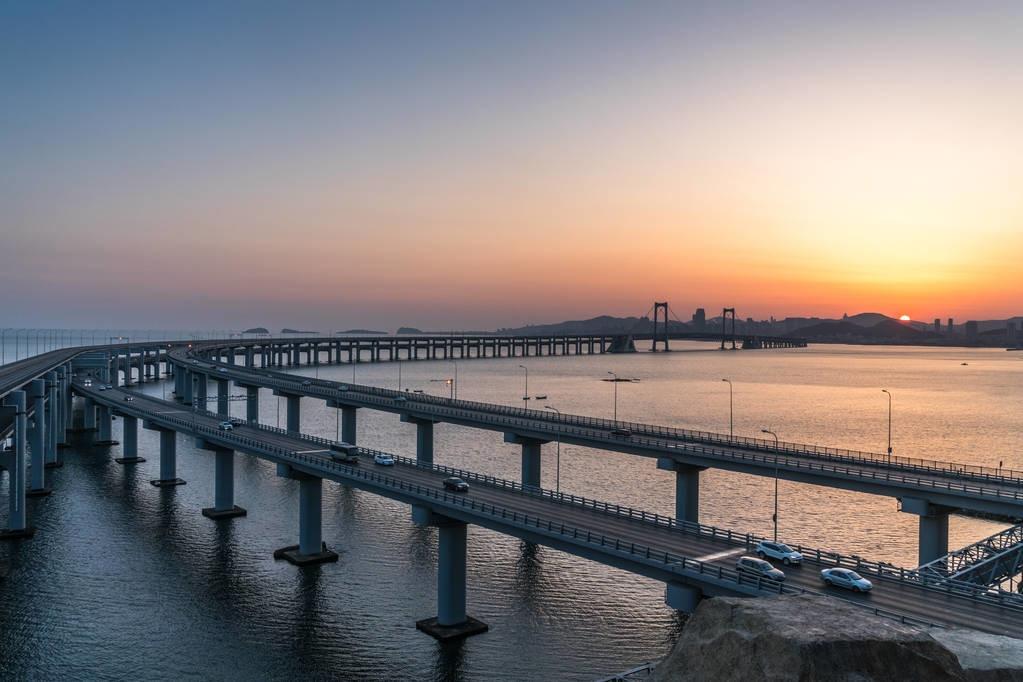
899,315,912,321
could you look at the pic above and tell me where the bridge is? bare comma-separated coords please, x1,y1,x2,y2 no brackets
2,334,1022,641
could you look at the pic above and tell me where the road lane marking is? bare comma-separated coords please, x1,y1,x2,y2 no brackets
694,547,746,562
294,449,330,455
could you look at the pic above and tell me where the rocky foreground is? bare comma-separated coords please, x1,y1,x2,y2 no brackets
651,594,1023,681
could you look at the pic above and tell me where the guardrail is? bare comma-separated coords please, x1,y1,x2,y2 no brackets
178,345,1023,491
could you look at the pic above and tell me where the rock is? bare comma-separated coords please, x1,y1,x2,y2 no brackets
932,629,1023,681
652,594,969,681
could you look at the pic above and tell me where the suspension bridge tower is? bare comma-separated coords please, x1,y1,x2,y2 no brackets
652,302,669,352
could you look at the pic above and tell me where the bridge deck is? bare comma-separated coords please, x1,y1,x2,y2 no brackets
176,346,1023,518
76,381,1023,638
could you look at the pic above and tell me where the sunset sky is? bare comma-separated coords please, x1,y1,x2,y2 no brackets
3,1,1021,330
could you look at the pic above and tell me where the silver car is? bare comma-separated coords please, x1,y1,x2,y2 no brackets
736,556,785,581
756,540,803,566
820,567,873,592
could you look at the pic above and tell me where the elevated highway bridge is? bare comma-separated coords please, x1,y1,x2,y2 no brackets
0,334,1021,640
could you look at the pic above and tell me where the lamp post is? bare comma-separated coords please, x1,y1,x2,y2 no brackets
721,378,733,437
608,371,619,421
449,359,458,400
397,359,403,392
762,428,780,541
519,364,528,407
545,405,562,492
881,389,892,464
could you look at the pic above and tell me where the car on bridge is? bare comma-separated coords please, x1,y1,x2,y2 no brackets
229,417,244,427
736,556,785,581
373,453,395,466
301,380,312,386
610,428,632,438
123,395,134,402
442,477,469,492
756,540,803,566
820,567,872,592
218,421,234,431
217,367,228,373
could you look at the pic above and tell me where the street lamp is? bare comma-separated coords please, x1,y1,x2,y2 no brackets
881,389,892,464
762,428,780,541
602,372,639,421
430,378,454,399
518,365,529,407
545,405,562,492
449,359,458,400
721,378,733,437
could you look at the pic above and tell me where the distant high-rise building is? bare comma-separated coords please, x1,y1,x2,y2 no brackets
934,318,941,333
965,321,978,340
692,308,706,330
947,318,954,334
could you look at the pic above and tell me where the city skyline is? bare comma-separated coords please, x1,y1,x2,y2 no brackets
3,1,1022,329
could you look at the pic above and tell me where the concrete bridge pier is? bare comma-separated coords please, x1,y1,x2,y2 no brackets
901,497,951,565
665,582,702,612
413,509,488,640
183,369,194,405
83,396,97,431
27,380,50,497
243,385,259,423
195,374,208,412
58,367,72,447
401,414,437,463
504,433,548,489
657,458,704,524
173,368,184,401
94,404,119,446
273,465,337,565
199,442,246,519
46,371,60,462
1,390,34,539
215,378,230,417
147,424,186,487
341,406,357,445
115,415,145,464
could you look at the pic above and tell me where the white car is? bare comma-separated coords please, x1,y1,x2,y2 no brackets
218,421,234,431
756,540,803,566
373,453,395,466
301,380,312,386
820,567,873,592
217,367,228,373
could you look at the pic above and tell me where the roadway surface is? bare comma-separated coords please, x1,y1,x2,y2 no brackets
76,380,1023,638
175,345,1023,518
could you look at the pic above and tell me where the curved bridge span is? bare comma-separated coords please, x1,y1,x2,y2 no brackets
1,336,1021,640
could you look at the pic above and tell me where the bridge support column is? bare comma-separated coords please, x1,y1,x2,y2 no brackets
195,374,208,412
147,425,185,487
1,390,34,539
273,465,337,565
27,380,50,497
115,415,145,464
504,433,548,489
415,516,488,640
665,582,702,612
401,414,437,464
173,369,184,401
95,404,118,446
45,372,60,464
215,378,229,417
657,459,704,524
341,406,357,445
901,497,950,566
84,396,97,431
200,444,246,519
287,395,301,432
245,385,259,423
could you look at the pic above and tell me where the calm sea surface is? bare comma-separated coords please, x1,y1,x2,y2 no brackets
1,343,1021,680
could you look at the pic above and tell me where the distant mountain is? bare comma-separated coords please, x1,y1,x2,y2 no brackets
281,328,317,335
243,327,269,334
843,312,892,327
338,329,386,335
396,327,423,334
789,318,936,343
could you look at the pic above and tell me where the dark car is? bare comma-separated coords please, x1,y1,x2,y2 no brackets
442,477,469,492
610,428,632,438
